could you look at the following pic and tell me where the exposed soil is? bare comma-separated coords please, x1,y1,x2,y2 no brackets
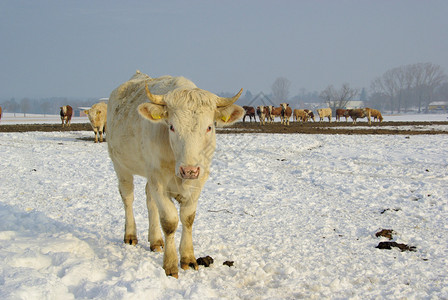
1,121,448,135
0,123,92,133
217,120,448,135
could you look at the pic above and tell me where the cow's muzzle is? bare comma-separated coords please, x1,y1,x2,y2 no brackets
179,166,200,180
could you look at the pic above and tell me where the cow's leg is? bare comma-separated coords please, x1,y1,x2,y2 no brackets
93,128,99,143
179,197,199,271
145,182,164,252
99,130,104,143
151,185,179,277
117,171,137,245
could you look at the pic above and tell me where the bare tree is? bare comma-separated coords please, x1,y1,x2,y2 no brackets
371,62,447,113
320,83,358,113
272,77,291,105
20,98,31,117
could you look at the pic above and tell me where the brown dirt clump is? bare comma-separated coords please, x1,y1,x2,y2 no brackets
1,121,448,135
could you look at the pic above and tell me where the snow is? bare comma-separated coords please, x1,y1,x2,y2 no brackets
1,115,448,299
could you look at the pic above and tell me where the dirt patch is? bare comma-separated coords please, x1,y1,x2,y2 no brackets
1,121,448,135
0,123,92,133
217,121,448,135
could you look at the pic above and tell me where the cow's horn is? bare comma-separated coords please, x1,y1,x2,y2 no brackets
145,82,166,105
216,88,243,107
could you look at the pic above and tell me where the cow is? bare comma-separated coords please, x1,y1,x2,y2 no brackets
369,108,383,122
304,109,315,122
317,107,332,122
257,105,267,125
346,108,371,125
280,103,292,125
60,105,73,127
293,109,309,123
264,105,272,124
242,106,256,122
107,71,244,278
83,102,107,143
270,106,282,123
335,109,349,122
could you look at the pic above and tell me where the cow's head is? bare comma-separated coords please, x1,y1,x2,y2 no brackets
138,82,244,180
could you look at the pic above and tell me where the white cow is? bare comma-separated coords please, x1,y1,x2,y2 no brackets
107,71,244,278
317,107,332,122
84,102,107,143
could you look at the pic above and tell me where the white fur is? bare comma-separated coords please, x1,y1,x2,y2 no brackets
317,107,332,122
84,102,107,143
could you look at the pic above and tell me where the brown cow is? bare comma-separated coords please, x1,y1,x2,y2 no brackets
243,106,256,122
304,109,315,122
60,105,73,127
369,108,383,122
335,109,349,122
293,109,309,123
257,105,267,125
280,103,292,125
347,108,371,125
270,106,282,122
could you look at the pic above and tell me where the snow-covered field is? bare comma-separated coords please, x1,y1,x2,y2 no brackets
1,115,448,299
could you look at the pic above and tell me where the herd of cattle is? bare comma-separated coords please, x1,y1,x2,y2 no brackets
243,105,384,125
60,102,383,143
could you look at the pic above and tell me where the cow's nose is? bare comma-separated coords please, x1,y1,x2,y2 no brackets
179,166,200,179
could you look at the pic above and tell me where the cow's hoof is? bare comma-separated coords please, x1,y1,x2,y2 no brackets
150,245,163,252
167,272,178,279
150,239,164,252
124,236,138,245
181,258,199,271
164,266,179,278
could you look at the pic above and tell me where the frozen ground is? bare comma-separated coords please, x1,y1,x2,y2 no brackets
0,115,447,299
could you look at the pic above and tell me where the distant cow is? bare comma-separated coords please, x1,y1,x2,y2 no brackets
293,109,309,123
257,105,267,125
317,108,332,122
84,102,107,143
270,106,282,122
335,109,348,122
304,109,315,122
107,71,244,278
347,108,371,125
60,105,73,127
280,103,292,125
369,108,383,122
243,106,256,122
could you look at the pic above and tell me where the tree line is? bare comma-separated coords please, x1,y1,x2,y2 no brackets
0,97,99,116
370,62,447,113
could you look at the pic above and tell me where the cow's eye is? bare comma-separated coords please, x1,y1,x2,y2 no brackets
206,125,213,133
169,124,175,132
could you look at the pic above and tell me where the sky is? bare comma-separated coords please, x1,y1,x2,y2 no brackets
1,0,447,99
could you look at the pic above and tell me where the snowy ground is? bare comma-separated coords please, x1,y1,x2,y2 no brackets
1,115,448,299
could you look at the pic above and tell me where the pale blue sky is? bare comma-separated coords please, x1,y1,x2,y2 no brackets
1,0,447,99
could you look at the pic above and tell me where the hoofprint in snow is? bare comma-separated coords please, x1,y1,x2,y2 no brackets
1,127,447,298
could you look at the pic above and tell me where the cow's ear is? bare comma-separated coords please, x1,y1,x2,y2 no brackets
138,103,168,122
215,104,245,126
83,110,89,115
